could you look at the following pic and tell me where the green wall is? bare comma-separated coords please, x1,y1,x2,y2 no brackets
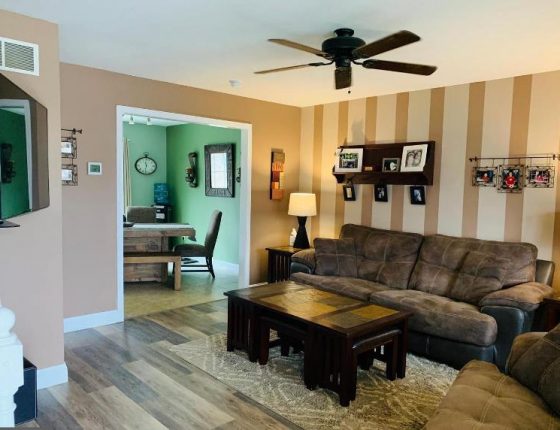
167,124,241,264
0,109,29,219
124,122,167,206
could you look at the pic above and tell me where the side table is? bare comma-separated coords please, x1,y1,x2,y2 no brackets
265,246,303,283
544,293,560,331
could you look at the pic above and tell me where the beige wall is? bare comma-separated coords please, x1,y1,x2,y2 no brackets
0,11,64,369
60,64,301,318
301,71,560,292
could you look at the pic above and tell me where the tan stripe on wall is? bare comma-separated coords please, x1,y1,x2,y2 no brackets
334,101,349,234
461,82,485,238
310,105,324,240
424,87,445,235
390,93,408,230
504,75,532,242
361,97,377,226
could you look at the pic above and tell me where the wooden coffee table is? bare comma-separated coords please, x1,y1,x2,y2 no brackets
224,281,411,406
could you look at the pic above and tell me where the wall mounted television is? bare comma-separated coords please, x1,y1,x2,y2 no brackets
0,73,49,227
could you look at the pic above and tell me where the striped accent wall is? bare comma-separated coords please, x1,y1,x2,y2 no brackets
300,70,560,290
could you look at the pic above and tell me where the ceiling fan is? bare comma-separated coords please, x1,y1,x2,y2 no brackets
255,28,437,90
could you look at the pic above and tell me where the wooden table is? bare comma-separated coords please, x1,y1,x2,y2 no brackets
265,246,303,283
224,281,410,406
124,223,195,283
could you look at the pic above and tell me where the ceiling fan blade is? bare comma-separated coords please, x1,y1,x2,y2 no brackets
268,39,329,57
255,62,329,74
335,67,352,89
362,59,437,75
353,30,420,59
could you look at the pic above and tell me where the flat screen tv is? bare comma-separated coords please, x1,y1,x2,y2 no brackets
0,73,49,227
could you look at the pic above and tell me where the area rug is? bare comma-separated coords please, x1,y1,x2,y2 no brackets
170,334,458,430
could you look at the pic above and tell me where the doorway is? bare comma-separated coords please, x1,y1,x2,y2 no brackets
115,106,252,320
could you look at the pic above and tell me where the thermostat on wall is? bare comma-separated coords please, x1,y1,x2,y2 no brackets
87,161,102,176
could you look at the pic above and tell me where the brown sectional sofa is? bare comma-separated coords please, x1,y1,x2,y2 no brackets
290,224,555,369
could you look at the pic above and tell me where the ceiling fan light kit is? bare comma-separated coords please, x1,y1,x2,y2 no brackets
255,28,437,90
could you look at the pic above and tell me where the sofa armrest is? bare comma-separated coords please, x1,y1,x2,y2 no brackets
290,248,316,274
479,282,553,312
505,331,546,374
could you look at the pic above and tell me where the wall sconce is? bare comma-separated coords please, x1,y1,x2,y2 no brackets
185,152,198,187
236,167,241,183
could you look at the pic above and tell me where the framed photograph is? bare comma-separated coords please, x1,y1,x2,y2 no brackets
61,137,77,159
472,167,497,187
61,164,78,186
374,184,388,202
400,144,428,172
87,161,103,176
382,158,401,172
334,147,363,173
410,186,426,205
526,166,555,188
342,183,356,201
205,143,234,197
499,165,524,193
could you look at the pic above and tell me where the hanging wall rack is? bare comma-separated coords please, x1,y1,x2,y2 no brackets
468,154,559,164
61,127,83,185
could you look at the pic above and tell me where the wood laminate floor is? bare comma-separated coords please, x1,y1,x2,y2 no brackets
25,299,299,429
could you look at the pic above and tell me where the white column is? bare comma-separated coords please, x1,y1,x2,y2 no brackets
0,305,23,428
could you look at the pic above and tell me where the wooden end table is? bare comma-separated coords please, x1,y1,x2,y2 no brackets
544,293,560,331
224,281,410,407
265,246,303,283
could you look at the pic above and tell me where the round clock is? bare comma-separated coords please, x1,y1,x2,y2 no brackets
135,153,157,175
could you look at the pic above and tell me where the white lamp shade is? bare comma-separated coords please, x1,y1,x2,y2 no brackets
288,193,317,217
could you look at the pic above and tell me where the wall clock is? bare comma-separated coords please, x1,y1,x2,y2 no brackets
135,153,157,175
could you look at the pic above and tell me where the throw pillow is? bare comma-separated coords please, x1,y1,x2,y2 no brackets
314,238,357,278
508,324,560,416
447,250,509,305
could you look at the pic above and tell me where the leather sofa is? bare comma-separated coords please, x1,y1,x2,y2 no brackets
290,224,555,369
424,328,560,429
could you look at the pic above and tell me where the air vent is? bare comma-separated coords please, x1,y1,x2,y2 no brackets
0,37,39,76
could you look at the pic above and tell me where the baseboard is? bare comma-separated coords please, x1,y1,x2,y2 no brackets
37,363,68,390
64,309,122,333
214,259,239,270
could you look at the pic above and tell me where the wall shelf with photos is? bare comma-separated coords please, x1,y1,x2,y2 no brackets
332,141,435,185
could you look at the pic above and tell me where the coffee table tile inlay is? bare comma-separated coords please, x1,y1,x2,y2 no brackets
224,281,411,406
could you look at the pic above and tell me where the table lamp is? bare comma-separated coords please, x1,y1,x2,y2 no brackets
288,193,317,249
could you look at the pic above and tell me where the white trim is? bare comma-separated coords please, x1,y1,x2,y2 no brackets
116,106,253,322
63,309,122,333
37,363,68,390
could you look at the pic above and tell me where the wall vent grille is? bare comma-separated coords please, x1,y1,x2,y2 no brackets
0,37,39,76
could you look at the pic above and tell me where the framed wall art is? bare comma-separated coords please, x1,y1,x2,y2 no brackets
410,186,426,205
498,165,524,193
382,157,401,172
342,183,356,201
401,144,428,172
374,184,388,202
334,147,363,173
205,143,234,197
472,167,497,187
526,166,555,188
61,164,78,186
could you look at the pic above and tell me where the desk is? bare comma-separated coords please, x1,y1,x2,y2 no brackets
124,223,195,283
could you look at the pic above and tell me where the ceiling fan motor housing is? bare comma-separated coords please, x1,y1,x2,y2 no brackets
322,28,365,67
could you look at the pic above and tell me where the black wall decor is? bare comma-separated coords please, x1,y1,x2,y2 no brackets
185,151,198,187
205,143,234,197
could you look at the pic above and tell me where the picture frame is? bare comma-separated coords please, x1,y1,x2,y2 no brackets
525,166,555,188
498,165,524,193
87,161,103,176
61,137,77,159
342,183,356,201
382,157,401,173
61,164,78,186
374,184,388,202
205,143,234,197
472,167,497,187
334,147,363,173
400,144,428,172
410,186,426,205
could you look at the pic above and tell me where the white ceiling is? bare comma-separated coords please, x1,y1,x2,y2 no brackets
1,0,559,107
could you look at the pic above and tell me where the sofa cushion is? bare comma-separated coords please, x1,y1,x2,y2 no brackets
369,289,497,346
339,224,423,289
410,235,537,299
508,324,560,416
447,251,509,305
290,272,390,301
424,360,560,430
314,238,357,277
